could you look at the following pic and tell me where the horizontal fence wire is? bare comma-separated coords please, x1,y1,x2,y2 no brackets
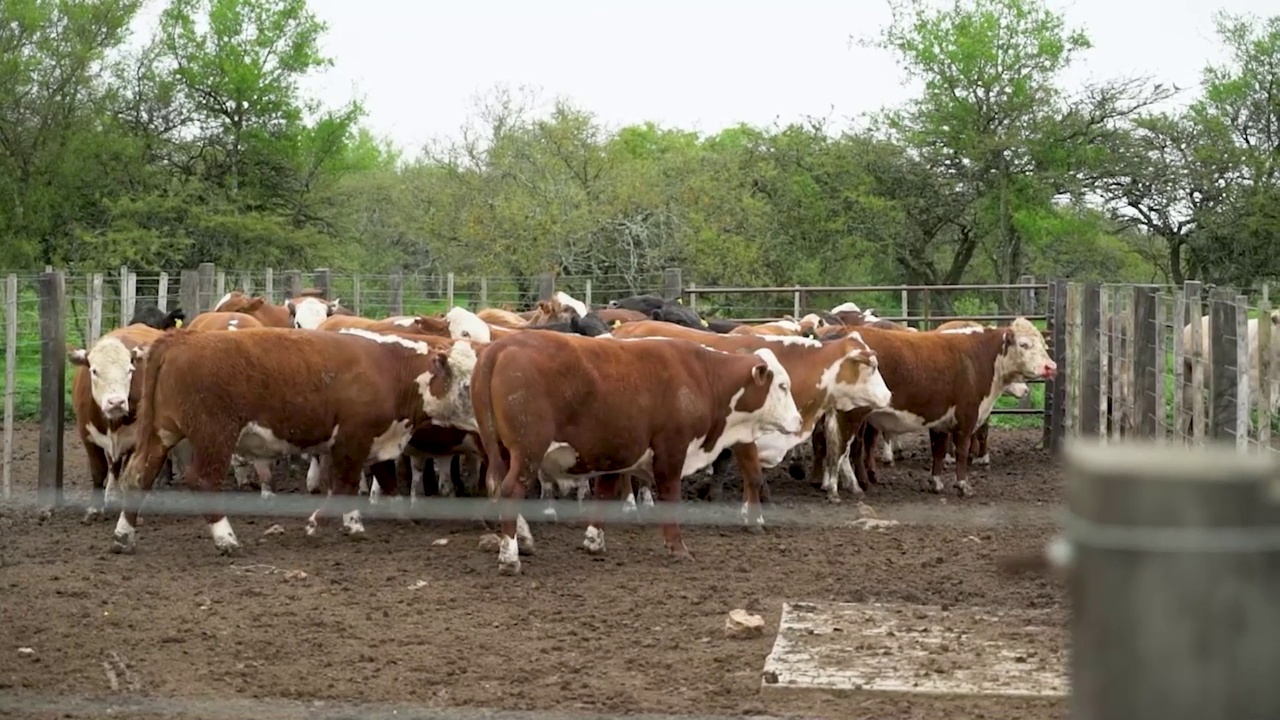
0,491,1059,529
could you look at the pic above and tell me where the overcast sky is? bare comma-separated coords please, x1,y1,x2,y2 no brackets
133,0,1273,157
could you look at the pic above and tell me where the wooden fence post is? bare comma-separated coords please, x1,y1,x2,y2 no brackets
264,268,275,303
1064,441,1280,720
353,275,363,316
1235,294,1251,450
214,270,226,304
314,268,331,299
2,274,16,499
1046,279,1069,453
124,270,137,323
584,279,592,309
1078,282,1102,437
1132,286,1159,438
157,271,169,312
662,268,683,301
446,272,455,308
37,271,67,508
283,270,302,299
1257,294,1273,451
479,277,488,307
1018,275,1038,411
118,265,129,327
537,273,555,302
1207,288,1243,444
88,273,103,345
196,262,215,314
1065,283,1082,436
180,270,199,321
239,270,252,296
390,268,404,315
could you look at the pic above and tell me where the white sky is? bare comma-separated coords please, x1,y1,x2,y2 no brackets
132,0,1274,157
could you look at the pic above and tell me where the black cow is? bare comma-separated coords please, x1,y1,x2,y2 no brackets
129,305,186,330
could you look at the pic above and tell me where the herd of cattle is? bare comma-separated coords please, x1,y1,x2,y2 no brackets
66,288,1057,574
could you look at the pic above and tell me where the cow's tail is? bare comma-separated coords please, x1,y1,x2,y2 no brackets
121,329,184,490
469,339,508,499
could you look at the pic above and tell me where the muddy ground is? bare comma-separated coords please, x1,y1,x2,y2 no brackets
0,423,1067,720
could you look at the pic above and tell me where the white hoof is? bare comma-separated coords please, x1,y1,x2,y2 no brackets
82,507,103,524
542,505,558,521
209,518,242,555
956,480,975,497
498,534,521,574
943,454,956,467
638,487,655,507
972,454,991,467
342,510,366,536
515,515,535,555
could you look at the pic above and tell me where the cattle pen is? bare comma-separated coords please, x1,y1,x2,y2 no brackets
1,269,1278,720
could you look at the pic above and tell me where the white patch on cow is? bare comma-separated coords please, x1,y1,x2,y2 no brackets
342,510,365,535
339,327,430,353
83,336,140,419
621,492,638,516
497,534,520,573
409,456,427,502
291,297,330,329
759,319,802,333
553,291,589,318
973,453,991,466
861,309,882,322
879,438,896,464
445,306,491,342
756,334,823,347
583,525,606,554
416,341,478,432
369,478,382,504
754,430,807,468
209,517,240,552
391,316,416,327
749,348,805,434
236,422,337,460
213,291,235,312
227,318,240,330
370,420,413,462
939,325,985,335
831,302,861,314
638,486,654,507
920,475,945,493
85,423,137,463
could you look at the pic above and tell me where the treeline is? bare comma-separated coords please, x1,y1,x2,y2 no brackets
2,0,1278,292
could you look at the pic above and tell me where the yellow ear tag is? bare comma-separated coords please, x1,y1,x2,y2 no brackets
701,318,709,327
612,320,622,329
174,319,183,328
677,298,684,305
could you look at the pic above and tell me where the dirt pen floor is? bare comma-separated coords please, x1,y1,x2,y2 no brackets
0,423,1066,720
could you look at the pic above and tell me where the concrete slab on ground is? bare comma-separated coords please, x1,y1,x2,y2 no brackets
761,600,1068,698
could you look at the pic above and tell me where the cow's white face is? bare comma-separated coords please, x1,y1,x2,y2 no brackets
70,337,144,420
553,291,588,318
1003,317,1057,380
444,307,491,343
825,335,893,412
749,348,804,435
415,341,479,432
289,297,332,329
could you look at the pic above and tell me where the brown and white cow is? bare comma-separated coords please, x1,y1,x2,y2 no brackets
317,313,452,337
111,326,476,555
610,320,892,528
212,290,349,329
814,317,1056,500
68,324,167,523
174,311,280,498
470,330,804,574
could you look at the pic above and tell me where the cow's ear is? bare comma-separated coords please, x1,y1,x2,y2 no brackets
751,362,772,386
1002,330,1015,352
1271,310,1280,326
327,298,340,316
430,351,449,375
650,309,663,321
67,345,88,367
131,345,150,361
245,297,266,312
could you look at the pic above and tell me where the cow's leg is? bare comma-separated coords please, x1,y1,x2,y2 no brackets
539,471,559,520
971,423,991,467
582,473,621,555
818,413,845,502
307,447,370,538
943,432,957,467
305,454,324,494
495,450,531,575
187,447,240,554
620,473,639,517
808,416,828,489
369,460,406,520
83,444,111,523
733,443,766,532
112,435,180,554
652,452,693,560
922,430,947,493
435,457,455,497
878,435,895,465
253,459,274,499
953,425,977,497
448,454,463,494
